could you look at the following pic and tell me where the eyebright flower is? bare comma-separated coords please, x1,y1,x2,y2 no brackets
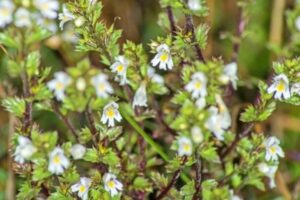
191,126,204,144
70,144,86,160
110,56,129,85
188,0,202,11
47,72,72,101
132,82,147,108
34,0,59,19
48,147,70,175
91,74,114,98
178,137,193,156
151,44,173,70
220,62,238,90
58,5,75,30
36,17,58,33
258,162,278,188
0,0,14,28
14,136,37,164
147,67,164,84
229,190,242,200
15,8,32,28
71,177,92,200
291,83,300,96
101,102,122,127
267,74,290,100
103,173,123,197
185,72,207,99
295,16,300,31
76,77,87,91
264,136,284,162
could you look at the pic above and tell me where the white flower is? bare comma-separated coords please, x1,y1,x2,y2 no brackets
58,5,75,30
295,16,300,31
15,8,32,28
47,72,72,101
36,17,58,33
291,83,300,96
264,136,284,162
71,177,92,200
229,190,242,200
70,144,86,160
178,137,193,156
101,102,122,127
133,82,147,108
0,0,14,28
195,96,206,109
111,56,129,85
14,136,37,164
91,74,114,98
151,44,173,70
188,0,202,11
34,0,59,19
74,16,85,27
61,24,78,43
185,72,207,99
48,147,70,175
267,74,290,100
76,78,86,91
103,173,123,197
147,67,164,84
205,96,231,141
191,126,204,144
258,162,278,188
220,62,238,90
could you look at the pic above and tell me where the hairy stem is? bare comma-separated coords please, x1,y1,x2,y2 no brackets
192,151,203,200
167,6,177,39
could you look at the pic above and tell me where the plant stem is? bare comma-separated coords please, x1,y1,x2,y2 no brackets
192,150,203,200
85,104,98,144
167,6,177,39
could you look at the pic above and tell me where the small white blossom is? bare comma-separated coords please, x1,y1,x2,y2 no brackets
185,72,207,99
295,16,300,31
258,162,278,188
61,24,78,43
34,0,59,19
267,74,290,100
48,147,70,175
0,0,14,28
91,74,114,98
58,5,75,30
15,8,32,28
111,56,129,85
103,173,123,197
76,77,86,91
205,96,231,141
14,136,37,164
47,72,72,101
70,144,86,160
195,96,206,109
191,126,204,144
229,190,242,200
133,82,147,108
151,44,173,70
188,0,202,11
74,16,85,27
101,102,122,127
36,17,58,33
291,83,300,96
71,177,92,200
220,62,238,90
178,137,193,156
264,136,284,162
147,67,164,84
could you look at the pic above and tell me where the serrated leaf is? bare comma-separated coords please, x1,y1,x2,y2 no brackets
2,97,26,117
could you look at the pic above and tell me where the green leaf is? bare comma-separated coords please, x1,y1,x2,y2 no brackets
2,97,26,117
48,192,72,200
16,182,40,200
26,51,40,77
240,105,257,122
0,33,19,48
83,148,100,163
32,159,51,181
133,177,153,192
102,150,120,166
258,102,276,121
200,145,219,163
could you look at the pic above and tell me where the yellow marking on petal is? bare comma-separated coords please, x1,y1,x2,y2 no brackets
276,81,285,92
53,155,61,164
116,65,124,73
160,53,168,62
98,83,106,91
183,143,191,152
79,185,86,193
106,107,115,118
55,82,64,90
270,146,276,154
107,180,115,189
1,8,10,17
194,81,202,89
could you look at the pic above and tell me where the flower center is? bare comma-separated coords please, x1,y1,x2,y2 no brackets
183,143,191,152
79,185,86,193
194,81,202,89
41,3,50,11
98,83,106,92
0,8,10,17
106,107,115,118
107,180,115,189
53,155,61,164
276,81,285,92
116,64,124,73
270,146,276,154
55,82,64,90
160,53,168,62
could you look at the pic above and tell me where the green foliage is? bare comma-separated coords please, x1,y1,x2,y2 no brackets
2,97,26,117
